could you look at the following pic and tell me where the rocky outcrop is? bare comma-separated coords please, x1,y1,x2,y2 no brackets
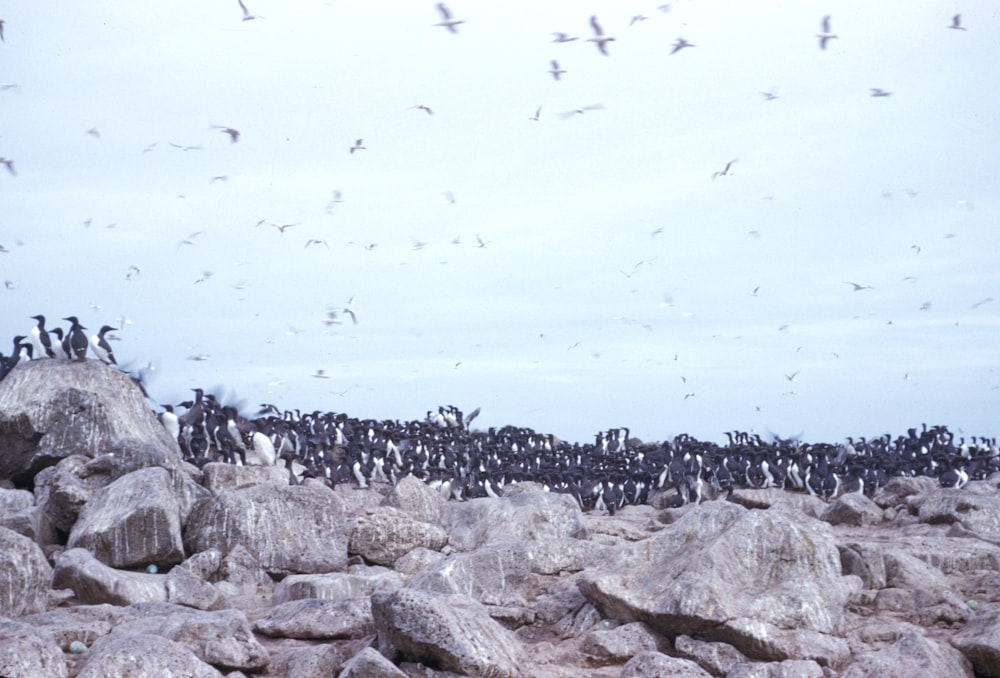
2,360,1000,676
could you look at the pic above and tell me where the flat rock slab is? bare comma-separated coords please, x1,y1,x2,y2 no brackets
75,632,225,678
52,547,167,606
253,597,373,639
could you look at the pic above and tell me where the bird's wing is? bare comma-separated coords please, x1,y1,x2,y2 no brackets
590,16,603,36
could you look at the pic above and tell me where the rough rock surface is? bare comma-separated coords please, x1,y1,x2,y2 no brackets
2,360,1000,677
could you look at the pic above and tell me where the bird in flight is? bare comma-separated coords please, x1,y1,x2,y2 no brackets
0,19,5,42
670,37,695,54
350,139,366,154
0,158,15,176
843,281,872,291
785,371,799,382
212,126,240,143
548,60,566,81
529,106,543,122
411,104,433,115
434,4,465,33
948,14,966,31
305,239,329,249
559,103,605,119
552,32,578,43
712,159,737,180
587,16,615,56
870,88,891,97
238,0,261,21
817,15,837,50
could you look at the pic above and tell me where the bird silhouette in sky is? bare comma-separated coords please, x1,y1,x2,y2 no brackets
817,15,837,50
434,4,465,33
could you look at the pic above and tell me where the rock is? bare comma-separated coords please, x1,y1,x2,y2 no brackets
274,569,403,604
838,542,889,589
410,541,533,607
253,597,373,639
381,474,446,524
111,603,269,672
262,643,359,678
726,660,825,678
917,490,1000,534
0,360,181,484
372,588,523,677
21,604,130,650
199,462,289,494
822,492,883,526
577,501,856,662
673,634,748,676
841,631,973,677
951,609,1000,677
872,476,938,510
74,632,224,678
67,467,185,568
580,621,663,664
728,489,829,518
33,455,107,533
442,491,587,573
165,567,224,610
619,651,713,677
0,617,69,678
339,647,408,678
349,506,449,566
0,526,52,617
51,547,167,606
183,482,348,575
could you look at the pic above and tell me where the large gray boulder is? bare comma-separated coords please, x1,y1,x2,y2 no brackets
372,588,523,677
51,547,167,606
67,467,185,568
0,360,181,483
841,631,973,677
183,482,348,575
0,526,52,617
74,632,224,678
951,609,1000,676
274,569,404,604
253,597,373,639
577,501,856,663
410,540,533,607
349,506,449,566
0,617,68,678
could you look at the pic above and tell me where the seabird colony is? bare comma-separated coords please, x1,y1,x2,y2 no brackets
2,319,997,511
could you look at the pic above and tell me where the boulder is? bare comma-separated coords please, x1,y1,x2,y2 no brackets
51,547,167,606
253,597,373,639
0,360,181,484
74,632,224,678
577,501,856,662
349,506,449,566
372,588,523,677
199,462,289,494
410,541,533,607
381,474,446,524
822,492,883,526
579,621,663,664
951,609,1000,677
917,490,1000,534
21,604,131,650
183,482,348,575
274,569,403,604
619,651,713,677
726,660,825,678
0,526,52,617
0,617,68,678
33,455,108,533
339,647,408,678
840,631,973,677
67,467,185,568
673,634,749,676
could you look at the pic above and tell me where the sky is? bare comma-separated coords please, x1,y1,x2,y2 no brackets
2,1,998,445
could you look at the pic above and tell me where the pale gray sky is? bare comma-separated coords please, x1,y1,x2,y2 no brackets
2,1,998,444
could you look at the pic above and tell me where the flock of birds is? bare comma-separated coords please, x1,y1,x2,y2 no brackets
3,320,995,511
0,315,117,383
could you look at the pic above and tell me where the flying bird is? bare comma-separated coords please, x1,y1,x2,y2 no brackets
349,139,366,154
558,103,605,119
86,128,101,138
552,32,578,43
548,60,566,81
529,106,543,122
434,4,465,33
212,126,240,143
411,104,433,115
785,371,799,382
304,238,329,249
670,37,695,54
587,16,615,56
762,90,779,101
0,19,5,42
843,281,872,291
238,0,261,21
948,14,966,31
0,158,14,176
712,159,737,179
817,15,837,50
630,15,649,26
870,88,891,97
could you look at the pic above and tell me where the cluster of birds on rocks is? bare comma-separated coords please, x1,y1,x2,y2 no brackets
2,321,997,512
160,389,998,513
0,315,117,382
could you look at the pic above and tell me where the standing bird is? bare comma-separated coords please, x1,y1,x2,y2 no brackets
948,14,966,31
548,60,566,81
62,316,90,361
30,315,56,358
434,4,465,33
817,15,837,50
90,325,117,365
587,16,615,55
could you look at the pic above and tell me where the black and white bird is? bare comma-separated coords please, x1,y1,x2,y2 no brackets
30,315,57,358
90,325,117,365
587,16,615,56
434,4,465,33
62,316,90,361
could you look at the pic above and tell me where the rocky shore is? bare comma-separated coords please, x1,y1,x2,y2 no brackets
1,360,1000,677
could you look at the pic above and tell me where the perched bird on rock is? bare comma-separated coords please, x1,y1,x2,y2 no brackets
62,316,89,361
90,325,117,365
